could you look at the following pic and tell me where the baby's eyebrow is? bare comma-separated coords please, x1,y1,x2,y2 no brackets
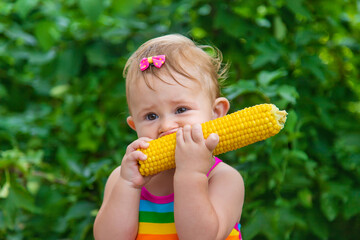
134,106,156,118
168,99,194,105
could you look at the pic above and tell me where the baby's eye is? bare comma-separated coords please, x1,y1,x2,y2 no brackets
176,107,188,114
145,113,158,121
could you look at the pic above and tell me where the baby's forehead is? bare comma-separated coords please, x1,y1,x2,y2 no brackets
135,71,204,91
127,74,210,107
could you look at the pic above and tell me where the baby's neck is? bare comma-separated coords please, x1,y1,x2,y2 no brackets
144,169,175,196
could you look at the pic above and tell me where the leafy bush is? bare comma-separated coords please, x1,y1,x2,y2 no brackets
1,0,359,239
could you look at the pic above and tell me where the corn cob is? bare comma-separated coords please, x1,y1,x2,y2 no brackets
138,103,287,176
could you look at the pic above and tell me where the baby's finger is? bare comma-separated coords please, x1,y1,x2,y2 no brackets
191,124,203,143
129,150,147,162
183,125,192,142
176,127,184,144
126,138,151,153
138,139,151,149
205,133,219,152
138,137,153,143
137,137,152,148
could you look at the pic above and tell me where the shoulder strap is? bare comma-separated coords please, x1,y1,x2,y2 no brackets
207,157,222,177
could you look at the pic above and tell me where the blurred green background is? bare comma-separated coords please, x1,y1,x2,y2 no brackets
1,0,359,239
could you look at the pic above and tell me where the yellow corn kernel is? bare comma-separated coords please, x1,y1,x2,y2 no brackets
138,104,287,176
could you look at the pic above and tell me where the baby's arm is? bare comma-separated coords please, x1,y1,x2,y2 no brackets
93,138,151,240
174,124,244,240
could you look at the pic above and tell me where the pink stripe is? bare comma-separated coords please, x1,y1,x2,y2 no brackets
207,157,222,177
235,223,242,239
141,187,174,204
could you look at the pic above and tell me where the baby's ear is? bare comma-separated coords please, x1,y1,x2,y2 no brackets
127,116,136,131
212,97,230,119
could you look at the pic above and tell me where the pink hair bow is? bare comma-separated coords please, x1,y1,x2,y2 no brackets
139,55,166,71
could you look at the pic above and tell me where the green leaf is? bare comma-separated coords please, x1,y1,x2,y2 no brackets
73,217,94,240
301,56,326,83
56,48,83,81
0,182,10,198
344,190,360,219
111,0,142,16
35,21,60,50
289,150,309,161
7,184,40,214
0,2,13,16
257,69,287,87
306,210,329,239
0,149,27,171
298,188,313,208
285,0,312,19
277,85,299,104
28,49,56,65
0,211,5,231
191,27,207,39
79,0,105,21
274,16,287,41
214,6,249,38
65,201,96,221
320,193,339,221
284,109,297,134
23,149,43,165
85,42,110,66
295,29,321,46
14,0,39,19
5,24,36,45
50,85,70,98
255,18,271,28
252,39,282,68
198,4,211,16
242,210,267,239
0,84,7,98
223,80,258,100
102,27,130,44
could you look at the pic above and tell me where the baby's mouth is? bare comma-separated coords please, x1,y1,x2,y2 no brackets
158,128,178,138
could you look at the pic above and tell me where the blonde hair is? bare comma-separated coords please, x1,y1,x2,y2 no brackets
123,34,228,108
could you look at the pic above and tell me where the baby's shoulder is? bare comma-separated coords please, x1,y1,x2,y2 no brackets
103,166,121,194
207,161,244,200
209,161,243,183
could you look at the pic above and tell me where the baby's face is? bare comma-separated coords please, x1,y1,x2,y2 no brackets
127,74,215,140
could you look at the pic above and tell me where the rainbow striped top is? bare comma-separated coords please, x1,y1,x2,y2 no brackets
136,158,242,240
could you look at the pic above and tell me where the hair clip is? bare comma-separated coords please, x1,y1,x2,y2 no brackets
139,55,166,71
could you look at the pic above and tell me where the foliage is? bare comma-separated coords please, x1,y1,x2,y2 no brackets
1,0,359,239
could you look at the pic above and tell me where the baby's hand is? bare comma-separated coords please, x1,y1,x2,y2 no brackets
120,137,152,188
175,124,219,175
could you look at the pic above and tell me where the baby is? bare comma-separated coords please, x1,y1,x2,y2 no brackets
94,34,244,240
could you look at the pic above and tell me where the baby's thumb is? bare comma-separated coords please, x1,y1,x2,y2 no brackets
205,133,219,152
